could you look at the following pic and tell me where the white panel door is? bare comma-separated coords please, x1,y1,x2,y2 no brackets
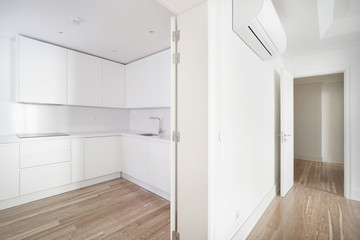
280,68,294,197
71,138,85,183
18,36,67,104
0,144,19,201
102,60,126,108
67,50,102,107
119,136,147,183
84,137,118,180
147,141,171,193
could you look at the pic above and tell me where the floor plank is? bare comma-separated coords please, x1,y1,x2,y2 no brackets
295,159,344,196
248,159,360,239
0,178,170,240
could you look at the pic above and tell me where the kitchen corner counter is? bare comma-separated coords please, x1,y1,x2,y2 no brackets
0,135,19,144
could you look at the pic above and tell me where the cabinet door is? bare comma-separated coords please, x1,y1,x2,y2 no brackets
0,144,19,201
120,136,147,182
18,36,67,104
147,141,171,193
71,138,85,183
125,54,158,108
155,49,171,107
84,137,118,180
20,162,70,195
102,60,126,108
67,50,102,107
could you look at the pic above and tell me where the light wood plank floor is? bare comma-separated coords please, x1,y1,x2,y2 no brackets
295,159,344,196
0,178,170,240
248,159,360,239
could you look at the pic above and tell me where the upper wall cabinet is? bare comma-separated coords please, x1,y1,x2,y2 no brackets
67,50,102,107
102,60,126,108
126,49,171,108
18,36,67,104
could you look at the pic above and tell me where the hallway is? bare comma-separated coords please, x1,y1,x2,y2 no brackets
248,159,359,239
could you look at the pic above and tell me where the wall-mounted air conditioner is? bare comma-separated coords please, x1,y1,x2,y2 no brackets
232,0,287,61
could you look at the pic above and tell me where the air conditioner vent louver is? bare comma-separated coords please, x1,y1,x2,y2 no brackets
233,0,287,61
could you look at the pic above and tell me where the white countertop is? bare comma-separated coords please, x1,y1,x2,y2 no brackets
0,130,171,144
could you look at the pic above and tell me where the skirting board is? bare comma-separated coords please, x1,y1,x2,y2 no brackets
0,173,121,210
232,181,280,240
122,173,170,201
295,155,322,162
352,189,360,202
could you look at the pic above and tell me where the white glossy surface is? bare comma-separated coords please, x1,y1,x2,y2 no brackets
147,141,171,193
18,36,67,104
67,50,102,107
0,143,19,201
126,49,171,108
20,162,71,195
71,138,85,183
84,136,118,180
119,136,147,183
102,60,126,108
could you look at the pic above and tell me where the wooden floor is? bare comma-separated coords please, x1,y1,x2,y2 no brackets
0,178,170,240
295,159,344,196
248,159,360,239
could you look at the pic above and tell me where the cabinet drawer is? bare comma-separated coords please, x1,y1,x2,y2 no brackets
20,151,70,168
20,139,70,156
20,162,70,195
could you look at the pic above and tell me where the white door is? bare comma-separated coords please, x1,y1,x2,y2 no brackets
280,68,294,197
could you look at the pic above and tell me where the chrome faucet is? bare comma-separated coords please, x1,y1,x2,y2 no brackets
150,117,165,135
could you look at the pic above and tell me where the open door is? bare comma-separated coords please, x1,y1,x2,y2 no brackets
280,68,294,197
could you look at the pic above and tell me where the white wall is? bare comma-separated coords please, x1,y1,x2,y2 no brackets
210,0,284,238
129,108,170,134
322,81,344,164
285,45,360,201
294,83,323,161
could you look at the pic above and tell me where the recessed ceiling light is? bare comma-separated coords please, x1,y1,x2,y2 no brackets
149,30,155,34
70,17,82,25
58,31,63,34
113,50,117,52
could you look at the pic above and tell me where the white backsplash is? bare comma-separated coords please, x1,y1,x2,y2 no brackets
129,108,170,134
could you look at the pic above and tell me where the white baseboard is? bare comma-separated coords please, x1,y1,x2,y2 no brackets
351,189,360,202
322,157,344,164
295,155,322,162
0,173,121,210
122,173,170,201
232,181,280,240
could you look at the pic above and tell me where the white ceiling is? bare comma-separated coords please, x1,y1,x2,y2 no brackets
156,0,206,14
273,0,360,57
294,73,344,85
0,0,174,63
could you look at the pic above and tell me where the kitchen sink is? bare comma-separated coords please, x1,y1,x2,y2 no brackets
138,133,159,136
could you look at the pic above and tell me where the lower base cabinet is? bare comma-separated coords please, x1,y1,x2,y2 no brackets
71,138,85,183
147,141,171,193
0,144,19,201
20,162,71,195
84,136,118,180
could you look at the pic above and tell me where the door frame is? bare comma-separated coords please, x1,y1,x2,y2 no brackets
292,66,350,199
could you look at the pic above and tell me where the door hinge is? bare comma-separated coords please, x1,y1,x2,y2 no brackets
172,53,180,64
172,231,180,240
172,131,180,142
172,30,180,42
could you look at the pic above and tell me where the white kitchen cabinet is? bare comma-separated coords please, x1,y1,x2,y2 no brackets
102,60,126,108
0,144,19,201
120,136,147,183
156,49,171,107
20,162,71,195
67,50,102,107
125,49,170,108
20,139,70,168
18,36,67,104
84,136,118,179
71,138,85,183
147,141,171,193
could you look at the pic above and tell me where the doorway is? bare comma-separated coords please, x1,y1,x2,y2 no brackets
293,73,345,196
